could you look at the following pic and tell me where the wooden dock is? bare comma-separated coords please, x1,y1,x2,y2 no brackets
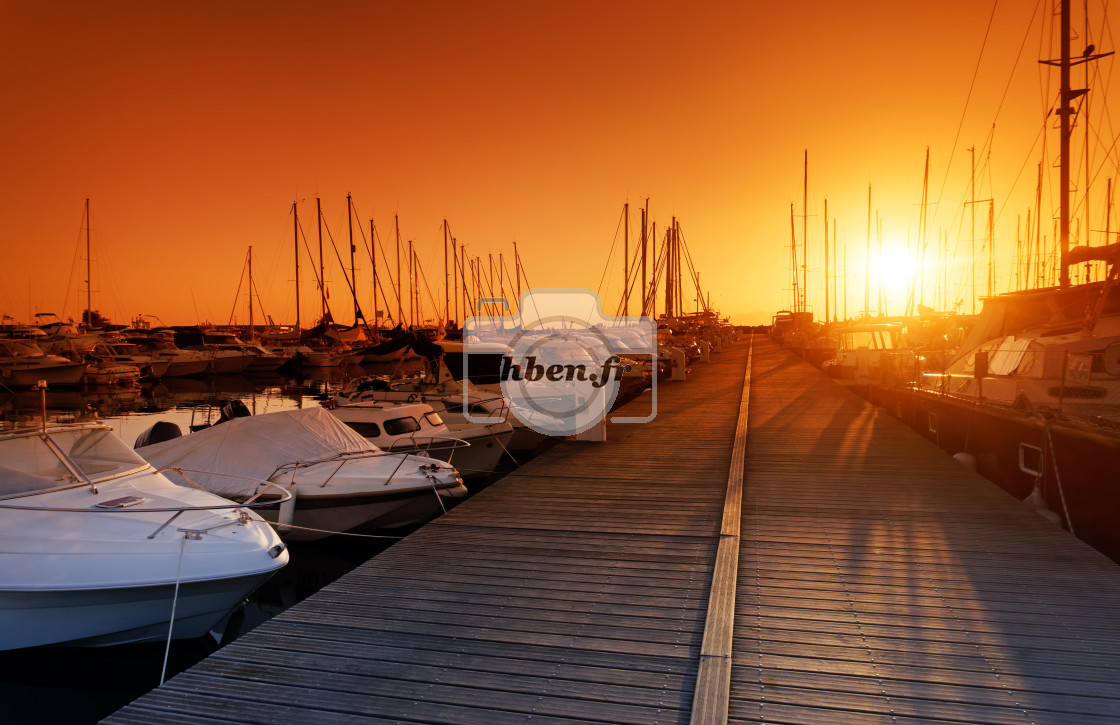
104,337,1120,724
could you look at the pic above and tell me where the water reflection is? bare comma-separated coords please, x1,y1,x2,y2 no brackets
0,360,421,443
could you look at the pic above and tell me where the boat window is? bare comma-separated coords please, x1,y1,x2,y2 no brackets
344,422,382,438
0,428,148,497
60,429,150,480
383,417,421,436
422,411,444,427
0,464,67,498
0,435,78,494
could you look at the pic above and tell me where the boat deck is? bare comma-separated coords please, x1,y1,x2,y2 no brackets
104,337,1120,724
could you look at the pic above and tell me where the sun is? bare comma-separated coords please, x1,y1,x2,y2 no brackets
870,245,917,295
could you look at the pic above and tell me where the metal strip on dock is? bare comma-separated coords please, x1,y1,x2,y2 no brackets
690,338,751,725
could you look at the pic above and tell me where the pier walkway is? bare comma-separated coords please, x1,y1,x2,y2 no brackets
104,337,1120,724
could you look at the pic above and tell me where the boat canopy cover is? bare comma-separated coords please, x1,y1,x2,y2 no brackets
137,407,378,497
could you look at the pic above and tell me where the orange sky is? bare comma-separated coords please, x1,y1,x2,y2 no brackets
2,1,1114,327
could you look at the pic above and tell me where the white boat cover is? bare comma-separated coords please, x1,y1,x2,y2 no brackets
138,407,378,497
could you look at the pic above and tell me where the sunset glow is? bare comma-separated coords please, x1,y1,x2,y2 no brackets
1,1,1115,326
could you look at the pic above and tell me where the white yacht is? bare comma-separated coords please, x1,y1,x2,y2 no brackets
0,339,89,387
0,422,288,650
136,407,467,541
328,400,514,480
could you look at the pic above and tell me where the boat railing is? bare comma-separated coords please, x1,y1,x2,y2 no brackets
384,435,471,455
0,469,293,541
270,448,460,490
907,347,1120,420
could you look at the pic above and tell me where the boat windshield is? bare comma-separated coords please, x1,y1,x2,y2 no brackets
0,428,150,498
845,330,897,350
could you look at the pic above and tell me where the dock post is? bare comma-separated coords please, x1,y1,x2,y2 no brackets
668,347,687,380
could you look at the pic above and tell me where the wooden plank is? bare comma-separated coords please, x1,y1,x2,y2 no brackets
729,338,1120,725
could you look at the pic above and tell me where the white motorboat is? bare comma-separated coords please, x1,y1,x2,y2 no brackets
0,422,288,651
136,407,467,541
335,375,550,459
171,329,255,374
123,335,212,377
0,339,89,387
328,400,514,480
80,343,144,386
94,341,173,379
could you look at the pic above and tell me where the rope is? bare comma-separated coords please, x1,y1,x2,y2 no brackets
1045,421,1075,535
160,533,188,686
430,477,448,514
265,520,406,539
492,430,520,467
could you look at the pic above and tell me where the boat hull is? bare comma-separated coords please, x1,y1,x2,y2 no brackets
162,358,211,377
0,570,277,650
263,485,467,541
0,361,88,387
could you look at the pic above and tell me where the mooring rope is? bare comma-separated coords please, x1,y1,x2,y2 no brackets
160,533,188,685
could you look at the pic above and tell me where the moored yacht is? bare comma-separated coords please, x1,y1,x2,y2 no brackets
328,400,515,480
0,339,88,387
0,422,288,650
135,407,467,541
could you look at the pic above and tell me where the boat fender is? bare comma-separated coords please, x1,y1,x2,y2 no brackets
952,452,977,471
277,487,297,533
1023,483,1062,525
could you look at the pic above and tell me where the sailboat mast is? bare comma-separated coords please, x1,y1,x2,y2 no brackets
293,201,301,331
248,246,254,340
802,150,808,316
85,198,91,327
1060,0,1072,287
443,220,450,324
674,218,681,318
370,219,378,333
460,244,468,323
641,199,648,317
408,239,415,327
394,215,403,324
824,197,829,324
513,241,521,298
347,194,358,324
790,204,799,314
623,202,630,316
865,185,871,317
316,197,326,320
